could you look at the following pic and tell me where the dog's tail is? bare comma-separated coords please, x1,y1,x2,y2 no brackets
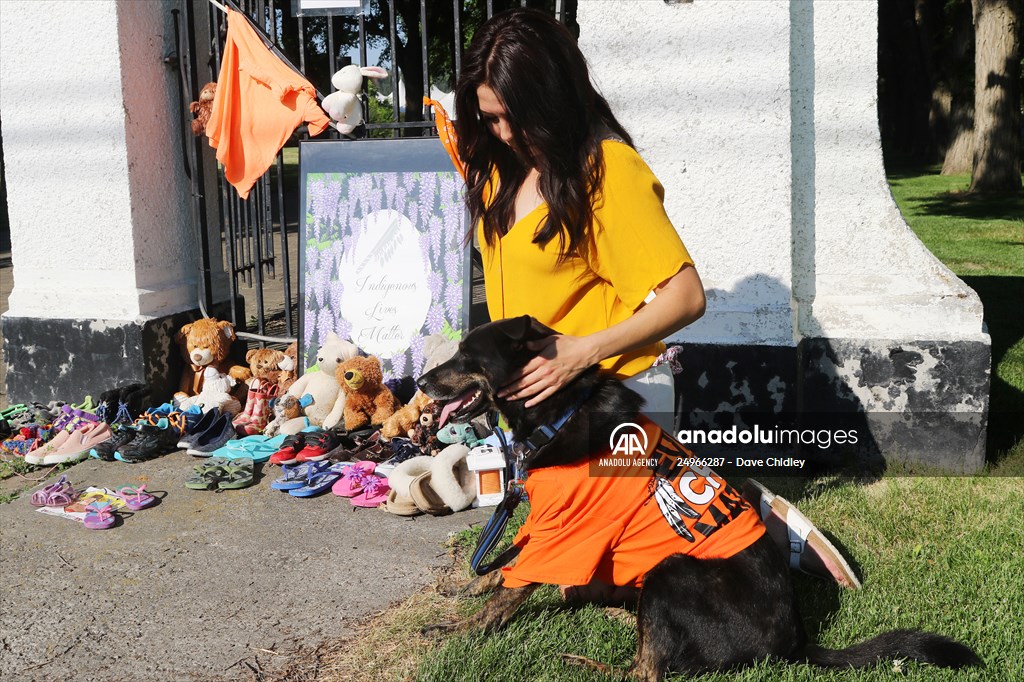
795,629,981,670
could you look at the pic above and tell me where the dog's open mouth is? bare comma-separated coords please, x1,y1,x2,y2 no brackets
437,387,486,427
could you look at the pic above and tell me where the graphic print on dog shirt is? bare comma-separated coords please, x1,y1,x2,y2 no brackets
501,417,764,589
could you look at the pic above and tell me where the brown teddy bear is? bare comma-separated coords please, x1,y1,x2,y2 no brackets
410,402,442,455
379,334,457,441
189,82,216,136
244,347,286,388
174,318,251,403
381,391,433,441
336,356,401,431
277,342,298,394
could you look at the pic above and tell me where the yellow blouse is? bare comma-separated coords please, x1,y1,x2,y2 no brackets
479,140,693,379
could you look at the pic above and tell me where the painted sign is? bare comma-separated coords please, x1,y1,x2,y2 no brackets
299,139,469,381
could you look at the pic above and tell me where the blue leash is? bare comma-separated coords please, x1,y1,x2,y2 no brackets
470,416,524,575
469,394,592,576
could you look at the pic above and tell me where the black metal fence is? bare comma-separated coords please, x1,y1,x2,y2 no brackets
172,0,575,346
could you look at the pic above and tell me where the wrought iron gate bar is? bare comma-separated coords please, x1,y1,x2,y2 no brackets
388,0,401,130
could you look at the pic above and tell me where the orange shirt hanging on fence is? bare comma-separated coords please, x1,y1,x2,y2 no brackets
207,9,330,199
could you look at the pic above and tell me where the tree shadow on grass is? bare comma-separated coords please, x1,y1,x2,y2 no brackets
910,190,1024,223
962,275,1024,465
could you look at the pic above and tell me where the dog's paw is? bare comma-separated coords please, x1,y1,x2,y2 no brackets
460,571,504,597
560,654,617,676
435,582,463,597
601,606,636,626
421,621,462,636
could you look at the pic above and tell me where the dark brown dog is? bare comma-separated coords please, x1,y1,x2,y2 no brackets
417,316,981,680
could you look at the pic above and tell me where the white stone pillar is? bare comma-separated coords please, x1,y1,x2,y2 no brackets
579,0,795,346
577,0,989,471
0,0,200,401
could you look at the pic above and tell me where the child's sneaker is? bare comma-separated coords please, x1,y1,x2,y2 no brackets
115,416,184,463
90,425,139,461
295,431,342,463
268,433,308,466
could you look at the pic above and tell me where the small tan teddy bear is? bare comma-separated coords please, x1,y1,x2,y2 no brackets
336,355,401,431
189,82,217,137
174,318,251,404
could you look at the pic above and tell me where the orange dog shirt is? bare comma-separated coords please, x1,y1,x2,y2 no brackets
502,417,765,589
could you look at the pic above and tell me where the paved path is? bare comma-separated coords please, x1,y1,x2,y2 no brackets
0,452,489,681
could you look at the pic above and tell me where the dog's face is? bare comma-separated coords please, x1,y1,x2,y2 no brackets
417,316,554,426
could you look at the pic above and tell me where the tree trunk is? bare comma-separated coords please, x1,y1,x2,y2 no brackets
969,0,1022,192
942,0,977,174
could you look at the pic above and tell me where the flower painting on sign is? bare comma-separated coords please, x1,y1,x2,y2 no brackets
301,163,467,382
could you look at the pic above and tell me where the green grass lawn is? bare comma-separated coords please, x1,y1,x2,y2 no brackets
384,168,1024,681
886,166,1024,470
413,477,1024,682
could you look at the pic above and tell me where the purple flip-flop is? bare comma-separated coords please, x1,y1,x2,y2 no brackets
83,501,117,529
29,474,78,507
113,484,157,511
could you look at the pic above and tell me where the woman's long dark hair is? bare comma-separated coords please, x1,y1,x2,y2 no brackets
455,8,633,261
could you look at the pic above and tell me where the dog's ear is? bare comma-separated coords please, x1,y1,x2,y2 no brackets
502,316,556,342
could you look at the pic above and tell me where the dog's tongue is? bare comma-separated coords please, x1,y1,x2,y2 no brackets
438,388,476,427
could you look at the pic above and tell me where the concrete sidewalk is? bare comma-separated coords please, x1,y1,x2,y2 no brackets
0,452,489,681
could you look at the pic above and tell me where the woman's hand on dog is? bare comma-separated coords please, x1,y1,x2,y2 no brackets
498,334,600,407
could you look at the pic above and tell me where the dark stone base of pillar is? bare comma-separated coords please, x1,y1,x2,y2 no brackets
2,305,248,407
670,337,990,474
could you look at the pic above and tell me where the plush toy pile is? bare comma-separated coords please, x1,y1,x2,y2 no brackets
10,318,503,525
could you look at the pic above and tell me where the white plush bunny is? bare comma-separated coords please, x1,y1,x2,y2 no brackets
321,65,389,134
179,366,241,415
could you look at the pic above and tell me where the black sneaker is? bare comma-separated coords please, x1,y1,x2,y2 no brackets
89,425,139,461
96,387,121,424
114,384,152,425
116,416,184,463
97,383,147,424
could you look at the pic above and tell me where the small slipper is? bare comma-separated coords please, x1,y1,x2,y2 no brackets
215,430,315,463
409,471,452,516
271,461,330,491
113,484,157,511
384,488,422,516
30,474,78,507
387,456,434,498
217,457,255,490
83,501,117,530
429,444,476,513
289,462,348,498
743,479,862,589
0,404,27,419
184,457,231,490
331,460,377,497
351,474,390,508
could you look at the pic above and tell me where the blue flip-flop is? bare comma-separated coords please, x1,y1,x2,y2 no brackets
271,461,329,491
215,427,322,463
288,462,349,498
